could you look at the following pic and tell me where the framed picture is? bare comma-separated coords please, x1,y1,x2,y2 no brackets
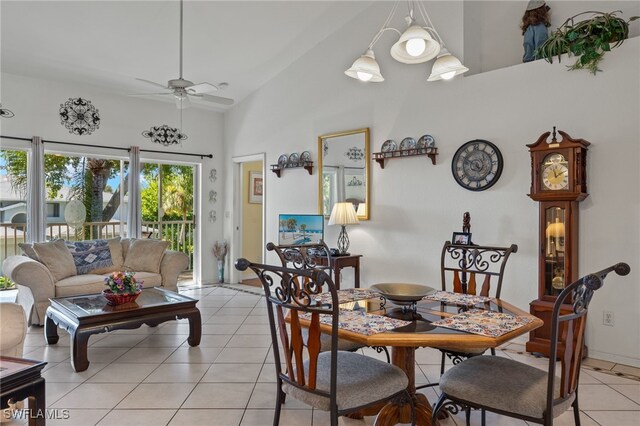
249,171,263,204
278,214,324,246
452,232,472,245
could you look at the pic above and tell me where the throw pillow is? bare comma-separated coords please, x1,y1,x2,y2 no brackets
90,238,124,275
18,243,41,262
123,239,169,274
33,240,77,281
65,238,120,275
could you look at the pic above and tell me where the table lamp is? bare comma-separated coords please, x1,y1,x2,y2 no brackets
328,202,359,255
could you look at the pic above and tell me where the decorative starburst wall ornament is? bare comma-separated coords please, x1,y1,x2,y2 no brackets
0,103,15,118
59,97,100,135
345,147,365,161
142,125,188,146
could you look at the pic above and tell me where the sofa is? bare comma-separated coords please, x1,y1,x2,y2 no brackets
3,237,189,325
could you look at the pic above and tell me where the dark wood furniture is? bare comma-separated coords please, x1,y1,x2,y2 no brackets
373,147,438,169
270,160,313,177
319,254,362,290
45,287,201,372
0,356,47,426
526,128,590,357
235,259,412,426
433,263,629,426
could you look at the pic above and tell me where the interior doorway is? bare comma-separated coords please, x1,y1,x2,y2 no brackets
231,154,265,285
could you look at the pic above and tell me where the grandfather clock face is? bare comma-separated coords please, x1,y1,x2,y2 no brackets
541,153,569,191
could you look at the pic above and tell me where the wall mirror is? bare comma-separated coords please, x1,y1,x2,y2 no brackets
318,128,370,220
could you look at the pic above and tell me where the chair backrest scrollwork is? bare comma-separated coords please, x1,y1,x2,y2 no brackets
546,262,630,416
440,241,518,298
235,258,340,405
267,241,333,280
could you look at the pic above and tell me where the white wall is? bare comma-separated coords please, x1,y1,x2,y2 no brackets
465,0,640,75
0,72,225,283
224,3,640,366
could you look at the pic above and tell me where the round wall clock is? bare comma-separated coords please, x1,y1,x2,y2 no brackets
451,139,503,191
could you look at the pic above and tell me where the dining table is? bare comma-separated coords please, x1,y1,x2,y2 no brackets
301,286,544,426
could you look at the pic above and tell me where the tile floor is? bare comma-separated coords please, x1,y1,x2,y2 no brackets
7,284,640,426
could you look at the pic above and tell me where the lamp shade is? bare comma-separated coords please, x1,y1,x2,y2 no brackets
427,48,469,81
390,25,440,64
328,202,360,226
345,50,384,82
546,221,565,238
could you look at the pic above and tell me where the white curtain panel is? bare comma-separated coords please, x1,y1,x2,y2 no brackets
127,146,142,238
26,136,46,242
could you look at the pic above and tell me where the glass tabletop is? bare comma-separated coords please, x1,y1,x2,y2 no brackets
50,287,196,318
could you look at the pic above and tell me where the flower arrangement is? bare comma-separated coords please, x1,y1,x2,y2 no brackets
213,240,229,260
104,271,143,295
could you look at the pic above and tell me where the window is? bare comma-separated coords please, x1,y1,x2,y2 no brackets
0,148,28,264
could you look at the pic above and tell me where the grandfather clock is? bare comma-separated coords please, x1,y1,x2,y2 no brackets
525,128,590,357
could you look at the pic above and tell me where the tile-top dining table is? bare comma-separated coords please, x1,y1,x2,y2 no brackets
297,287,544,426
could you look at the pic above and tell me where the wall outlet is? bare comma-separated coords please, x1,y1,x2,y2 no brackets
603,311,615,327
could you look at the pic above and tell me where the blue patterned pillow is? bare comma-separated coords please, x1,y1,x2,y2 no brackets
65,240,114,275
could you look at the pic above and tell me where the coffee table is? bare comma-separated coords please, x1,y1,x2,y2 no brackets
45,287,201,372
0,356,47,426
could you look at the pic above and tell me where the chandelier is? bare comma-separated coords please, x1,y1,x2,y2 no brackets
345,1,468,83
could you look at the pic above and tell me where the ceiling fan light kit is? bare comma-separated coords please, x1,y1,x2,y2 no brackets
346,1,468,83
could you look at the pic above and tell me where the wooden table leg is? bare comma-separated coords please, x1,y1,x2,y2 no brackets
184,309,202,346
70,329,90,372
374,347,436,426
354,257,360,288
44,313,59,345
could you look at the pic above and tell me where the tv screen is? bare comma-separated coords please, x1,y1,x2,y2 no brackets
278,214,324,246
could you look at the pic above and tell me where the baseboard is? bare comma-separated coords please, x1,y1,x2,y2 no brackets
588,350,640,369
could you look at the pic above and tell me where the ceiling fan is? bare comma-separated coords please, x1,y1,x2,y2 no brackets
129,0,234,108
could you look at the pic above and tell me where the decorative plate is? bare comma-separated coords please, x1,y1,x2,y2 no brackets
418,134,435,148
288,153,300,167
400,137,416,151
381,140,397,152
278,154,288,168
300,151,312,164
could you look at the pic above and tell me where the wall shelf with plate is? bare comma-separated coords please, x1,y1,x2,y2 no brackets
271,152,313,178
373,147,438,169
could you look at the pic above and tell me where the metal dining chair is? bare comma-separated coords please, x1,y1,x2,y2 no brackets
432,262,630,426
267,241,390,361
235,258,414,426
434,241,518,373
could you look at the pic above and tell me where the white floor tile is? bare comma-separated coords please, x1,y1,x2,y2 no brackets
96,409,176,426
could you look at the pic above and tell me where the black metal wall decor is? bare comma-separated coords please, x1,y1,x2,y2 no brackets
59,97,100,135
142,125,188,146
345,146,365,161
0,104,15,118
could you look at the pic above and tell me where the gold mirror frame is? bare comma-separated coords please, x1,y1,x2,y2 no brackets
317,128,370,220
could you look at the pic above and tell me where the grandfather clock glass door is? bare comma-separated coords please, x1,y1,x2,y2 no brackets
544,206,566,297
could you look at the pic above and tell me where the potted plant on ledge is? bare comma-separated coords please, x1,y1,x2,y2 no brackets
537,10,638,74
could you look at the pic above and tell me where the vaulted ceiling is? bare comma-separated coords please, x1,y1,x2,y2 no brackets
1,1,372,110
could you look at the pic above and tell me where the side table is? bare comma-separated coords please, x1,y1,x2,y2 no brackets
317,254,362,290
0,356,47,426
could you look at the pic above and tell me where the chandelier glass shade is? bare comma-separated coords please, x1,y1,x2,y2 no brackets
345,1,468,83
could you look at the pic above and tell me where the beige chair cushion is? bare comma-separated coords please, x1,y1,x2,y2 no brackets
91,237,125,274
123,239,168,273
0,303,27,357
55,274,108,297
440,355,575,419
18,243,41,262
282,351,408,412
33,240,76,281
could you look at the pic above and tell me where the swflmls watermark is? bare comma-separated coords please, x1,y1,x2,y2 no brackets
3,408,70,420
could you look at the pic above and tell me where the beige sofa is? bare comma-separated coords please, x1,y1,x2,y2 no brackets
3,238,189,325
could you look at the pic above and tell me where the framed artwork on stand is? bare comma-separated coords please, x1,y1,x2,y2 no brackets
249,171,263,204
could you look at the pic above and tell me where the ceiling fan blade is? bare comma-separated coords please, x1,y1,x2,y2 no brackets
201,94,235,106
136,78,169,89
187,82,218,94
128,92,174,96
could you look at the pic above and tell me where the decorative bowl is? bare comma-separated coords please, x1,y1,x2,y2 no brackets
102,289,141,306
370,283,436,306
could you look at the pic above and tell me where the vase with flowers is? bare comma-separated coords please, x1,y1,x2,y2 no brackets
213,240,229,283
103,271,143,305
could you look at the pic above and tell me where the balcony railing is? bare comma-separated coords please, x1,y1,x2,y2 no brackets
0,220,195,271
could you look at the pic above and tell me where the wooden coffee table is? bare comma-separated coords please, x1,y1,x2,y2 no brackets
45,287,201,372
